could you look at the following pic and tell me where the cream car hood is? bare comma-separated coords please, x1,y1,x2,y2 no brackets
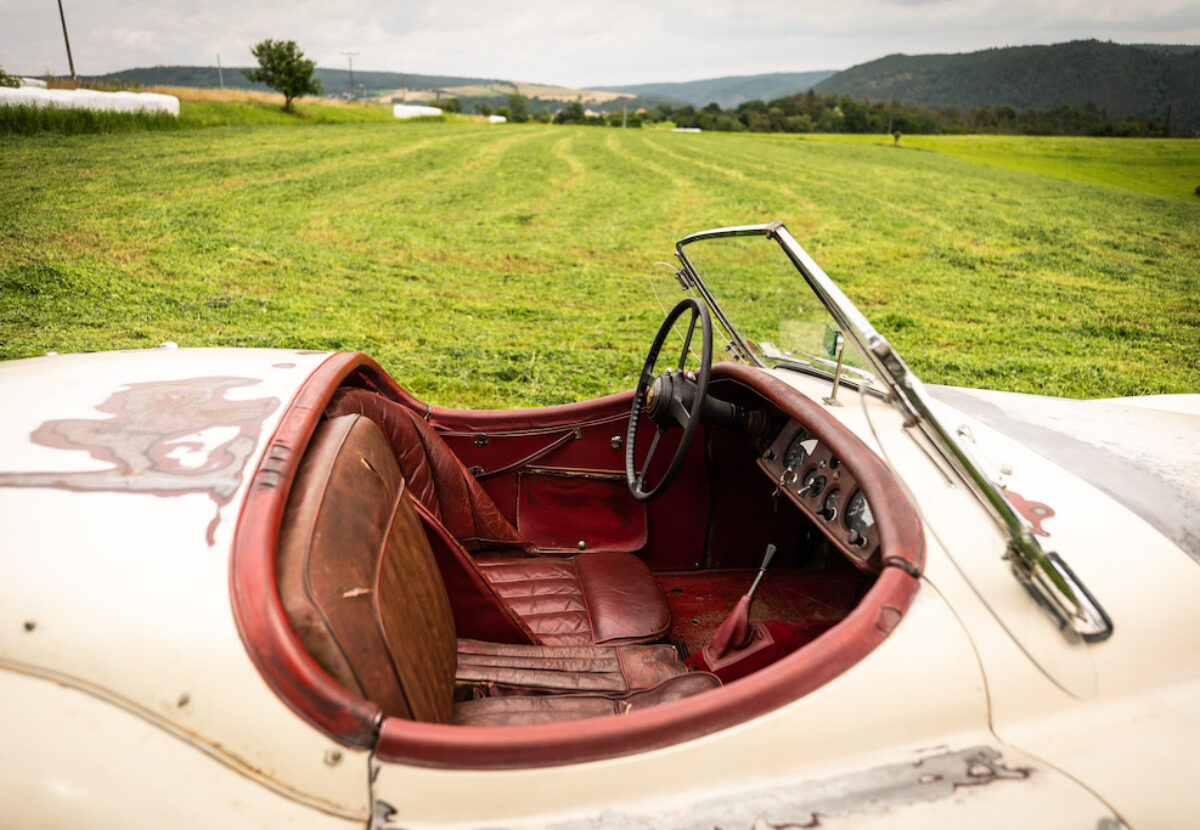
928,386,1200,562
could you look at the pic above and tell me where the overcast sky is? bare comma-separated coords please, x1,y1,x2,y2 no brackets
2,0,1197,88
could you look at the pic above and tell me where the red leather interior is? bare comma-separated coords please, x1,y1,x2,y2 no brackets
326,388,533,554
475,553,671,646
430,393,711,571
277,414,457,724
274,410,714,728
516,469,647,553
326,388,674,648
456,639,690,694
452,673,722,727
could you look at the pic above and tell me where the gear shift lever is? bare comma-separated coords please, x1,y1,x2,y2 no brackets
706,543,777,660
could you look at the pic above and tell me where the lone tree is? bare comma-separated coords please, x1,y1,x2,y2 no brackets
242,39,321,112
507,92,530,123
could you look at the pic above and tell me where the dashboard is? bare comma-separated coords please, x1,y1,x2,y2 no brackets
757,420,881,573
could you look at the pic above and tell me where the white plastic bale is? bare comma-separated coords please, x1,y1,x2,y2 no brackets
141,92,180,117
392,103,444,119
0,86,179,116
18,77,48,89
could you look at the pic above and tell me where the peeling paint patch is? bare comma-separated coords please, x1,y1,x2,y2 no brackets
1004,490,1055,537
0,377,279,544
544,746,1032,830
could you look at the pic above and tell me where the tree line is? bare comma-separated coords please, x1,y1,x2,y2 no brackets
436,89,1182,137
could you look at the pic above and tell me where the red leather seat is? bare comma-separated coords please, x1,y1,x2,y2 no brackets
326,388,671,647
277,413,717,727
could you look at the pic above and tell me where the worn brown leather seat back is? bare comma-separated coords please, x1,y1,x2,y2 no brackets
277,413,457,724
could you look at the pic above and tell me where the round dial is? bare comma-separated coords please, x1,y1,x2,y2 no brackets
846,491,875,544
802,472,826,497
784,429,818,471
821,488,840,521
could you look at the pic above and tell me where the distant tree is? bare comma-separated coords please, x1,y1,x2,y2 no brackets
533,108,551,124
242,40,321,112
0,66,20,88
507,92,530,123
554,101,585,124
474,102,493,117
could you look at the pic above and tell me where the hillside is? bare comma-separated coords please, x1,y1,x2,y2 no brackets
594,71,837,108
813,41,1200,130
77,65,632,110
79,65,508,98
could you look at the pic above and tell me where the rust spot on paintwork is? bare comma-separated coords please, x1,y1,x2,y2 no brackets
0,377,279,546
1004,490,1055,537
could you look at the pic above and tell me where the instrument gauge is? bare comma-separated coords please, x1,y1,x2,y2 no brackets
801,471,826,498
846,491,875,545
784,429,818,471
821,488,840,521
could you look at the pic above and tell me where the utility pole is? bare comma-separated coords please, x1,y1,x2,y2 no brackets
341,51,358,100
216,53,225,101
56,0,77,85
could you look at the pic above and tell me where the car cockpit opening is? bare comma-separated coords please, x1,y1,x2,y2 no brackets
232,345,922,769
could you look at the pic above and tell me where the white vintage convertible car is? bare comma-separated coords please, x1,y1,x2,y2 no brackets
2,223,1198,829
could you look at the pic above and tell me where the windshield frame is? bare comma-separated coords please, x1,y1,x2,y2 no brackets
674,221,1112,644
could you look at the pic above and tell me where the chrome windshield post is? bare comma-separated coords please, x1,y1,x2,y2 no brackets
673,220,1113,645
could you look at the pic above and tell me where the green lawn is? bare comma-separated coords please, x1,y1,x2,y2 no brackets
1,121,1197,407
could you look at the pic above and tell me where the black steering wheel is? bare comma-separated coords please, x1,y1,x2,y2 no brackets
626,297,713,501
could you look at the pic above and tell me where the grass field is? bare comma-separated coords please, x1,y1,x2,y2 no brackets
1,121,1197,408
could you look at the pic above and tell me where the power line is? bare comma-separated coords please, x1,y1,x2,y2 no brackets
340,50,358,100
56,0,77,83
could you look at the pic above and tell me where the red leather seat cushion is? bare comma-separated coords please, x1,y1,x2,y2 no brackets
477,552,670,646
574,552,670,645
452,673,721,726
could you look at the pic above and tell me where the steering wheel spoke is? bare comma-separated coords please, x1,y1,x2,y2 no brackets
626,298,713,502
678,309,699,370
634,426,666,493
669,394,691,428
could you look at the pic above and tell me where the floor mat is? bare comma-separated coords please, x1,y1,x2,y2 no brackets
655,566,871,657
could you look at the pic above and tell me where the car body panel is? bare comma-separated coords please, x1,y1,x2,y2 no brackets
0,348,371,822
0,669,363,830
1,341,1195,827
917,389,1200,826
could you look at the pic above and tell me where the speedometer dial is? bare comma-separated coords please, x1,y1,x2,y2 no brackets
784,429,818,471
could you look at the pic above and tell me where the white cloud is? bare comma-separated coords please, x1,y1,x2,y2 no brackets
1,0,1195,86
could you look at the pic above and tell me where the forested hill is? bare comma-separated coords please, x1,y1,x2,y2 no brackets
594,71,837,108
813,40,1200,130
79,65,505,97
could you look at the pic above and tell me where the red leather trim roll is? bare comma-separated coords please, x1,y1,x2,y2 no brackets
230,352,394,747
